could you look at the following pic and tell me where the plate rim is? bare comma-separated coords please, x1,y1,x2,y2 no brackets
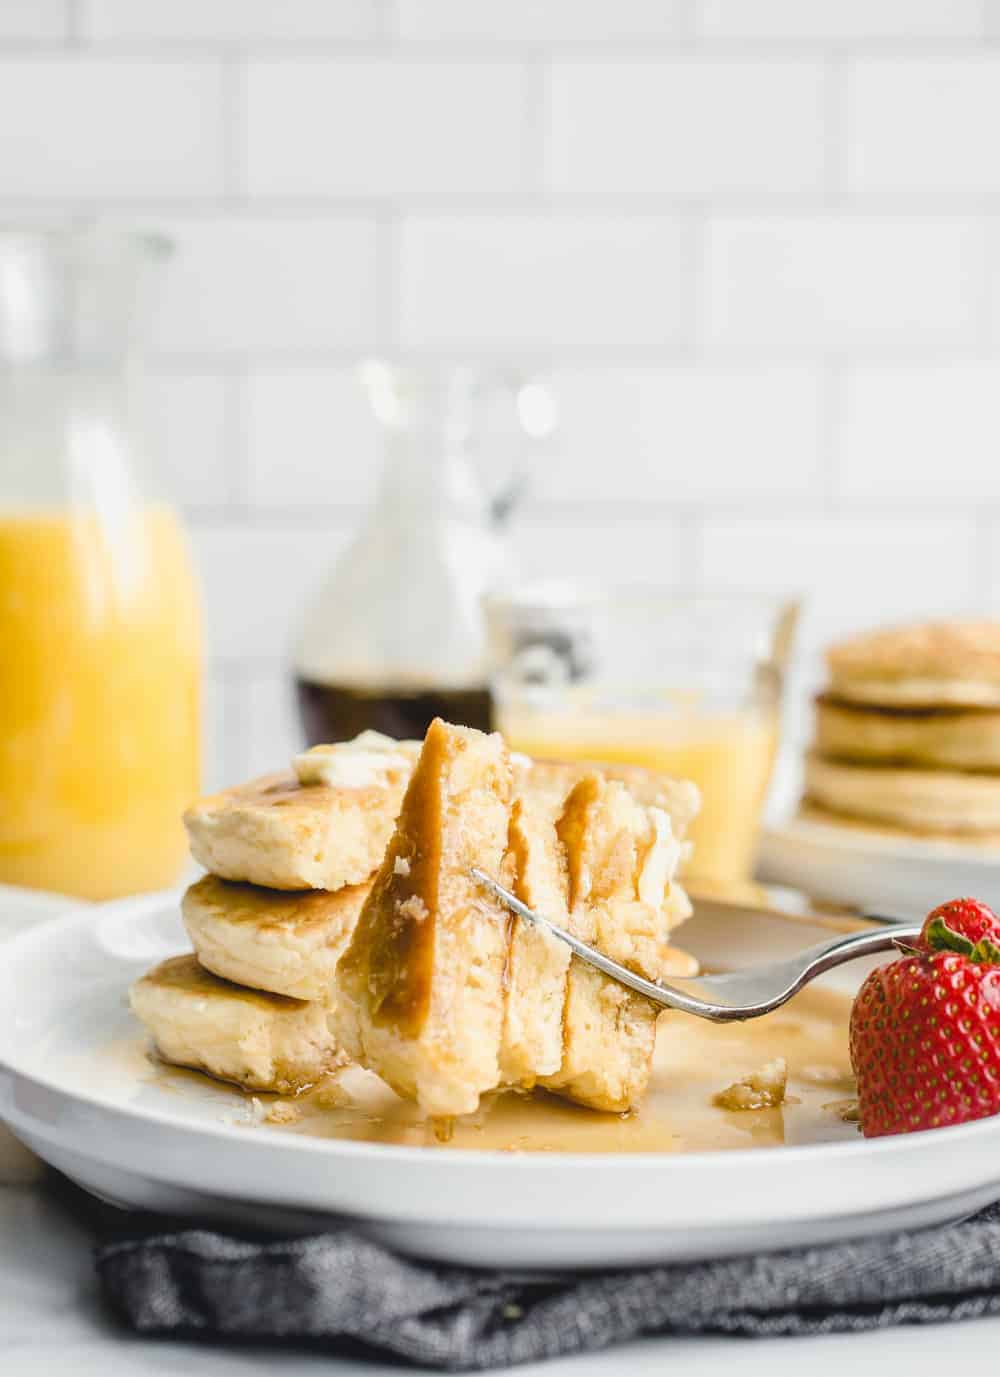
762,812,1000,864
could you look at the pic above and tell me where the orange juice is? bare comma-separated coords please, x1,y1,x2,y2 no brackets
0,505,201,899
498,708,777,884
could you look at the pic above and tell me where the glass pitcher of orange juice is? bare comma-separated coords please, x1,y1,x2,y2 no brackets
0,228,202,899
486,585,798,887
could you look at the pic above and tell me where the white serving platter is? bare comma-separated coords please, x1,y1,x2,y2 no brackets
2,891,1000,1269
759,813,1000,919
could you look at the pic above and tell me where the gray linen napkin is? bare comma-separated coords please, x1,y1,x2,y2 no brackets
72,1172,1000,1370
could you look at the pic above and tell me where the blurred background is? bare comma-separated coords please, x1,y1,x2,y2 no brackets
2,0,999,798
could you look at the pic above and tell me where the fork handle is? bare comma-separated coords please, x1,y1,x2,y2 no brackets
790,922,924,986
671,922,926,1023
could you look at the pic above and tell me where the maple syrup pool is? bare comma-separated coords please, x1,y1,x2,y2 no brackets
145,986,859,1155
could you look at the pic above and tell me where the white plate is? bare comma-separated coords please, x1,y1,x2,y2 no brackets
0,882,83,940
759,814,1000,919
2,893,1000,1269
0,884,85,1185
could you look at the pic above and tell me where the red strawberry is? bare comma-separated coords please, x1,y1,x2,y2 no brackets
919,898,1000,952
850,907,1000,1138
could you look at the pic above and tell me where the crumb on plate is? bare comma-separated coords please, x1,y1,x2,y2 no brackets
311,1077,350,1110
265,1100,302,1126
822,1097,860,1123
713,1058,788,1111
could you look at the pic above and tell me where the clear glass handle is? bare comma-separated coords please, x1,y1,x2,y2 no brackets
294,362,556,747
467,370,558,527
359,360,557,527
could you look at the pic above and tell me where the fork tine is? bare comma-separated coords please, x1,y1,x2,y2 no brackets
469,867,736,1022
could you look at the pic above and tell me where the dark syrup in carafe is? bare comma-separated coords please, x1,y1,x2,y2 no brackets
296,678,494,745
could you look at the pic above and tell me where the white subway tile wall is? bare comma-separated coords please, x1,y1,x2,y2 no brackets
840,363,1000,501
548,60,826,195
395,1,684,42
0,59,226,197
140,217,379,357
190,523,350,665
697,1,984,41
847,59,1000,194
511,512,688,588
539,366,823,502
399,215,685,354
0,1,70,41
698,515,978,648
703,216,983,357
142,373,234,507
3,4,998,787
80,1,378,43
243,60,533,197
245,368,380,509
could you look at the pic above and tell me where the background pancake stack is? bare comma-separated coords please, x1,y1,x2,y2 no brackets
803,622,1000,843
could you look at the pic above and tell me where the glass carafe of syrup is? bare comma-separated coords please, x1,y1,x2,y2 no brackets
0,227,203,899
295,362,554,744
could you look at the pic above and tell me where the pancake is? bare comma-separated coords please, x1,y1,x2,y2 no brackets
334,719,514,1119
184,734,698,894
540,773,695,1113
129,954,343,1094
815,694,1000,772
826,621,1000,708
499,789,574,1085
182,874,371,1001
334,720,699,1117
804,752,1000,835
497,778,697,1093
499,780,696,1092
522,757,701,841
183,733,421,891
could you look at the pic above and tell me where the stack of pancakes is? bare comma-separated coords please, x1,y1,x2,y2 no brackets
131,734,419,1095
131,722,702,1117
804,621,1000,840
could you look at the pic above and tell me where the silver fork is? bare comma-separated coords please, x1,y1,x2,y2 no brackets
471,868,921,1023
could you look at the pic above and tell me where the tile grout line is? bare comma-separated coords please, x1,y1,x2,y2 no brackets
181,497,1000,530
129,344,1000,370
10,192,1000,216
5,37,1000,60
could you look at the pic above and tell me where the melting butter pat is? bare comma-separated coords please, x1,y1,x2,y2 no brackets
637,806,683,908
293,731,412,790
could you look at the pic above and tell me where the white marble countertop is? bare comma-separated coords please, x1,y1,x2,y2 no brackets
2,1178,999,1377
